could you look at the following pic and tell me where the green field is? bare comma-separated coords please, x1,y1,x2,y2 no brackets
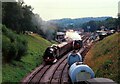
84,33,120,83
2,33,52,82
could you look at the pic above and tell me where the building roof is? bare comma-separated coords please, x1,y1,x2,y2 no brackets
57,32,65,35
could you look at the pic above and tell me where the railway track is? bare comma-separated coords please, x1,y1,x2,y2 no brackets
21,64,51,83
40,52,71,84
22,51,71,84
28,65,51,83
22,33,93,84
49,56,68,84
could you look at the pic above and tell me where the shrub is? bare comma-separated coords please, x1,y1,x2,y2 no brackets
15,41,28,60
2,25,16,42
2,35,11,62
102,60,113,70
2,25,28,62
7,43,17,61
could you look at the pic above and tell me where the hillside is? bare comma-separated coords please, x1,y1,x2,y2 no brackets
84,33,120,83
2,29,52,82
49,17,111,29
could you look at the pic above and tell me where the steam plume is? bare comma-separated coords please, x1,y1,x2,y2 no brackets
31,14,57,40
65,30,82,41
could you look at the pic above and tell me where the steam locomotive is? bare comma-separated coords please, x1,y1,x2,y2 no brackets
43,40,82,64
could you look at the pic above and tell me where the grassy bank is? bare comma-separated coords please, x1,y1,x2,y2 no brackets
2,33,52,82
84,33,120,83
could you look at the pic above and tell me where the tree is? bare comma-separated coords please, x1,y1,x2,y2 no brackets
104,18,117,30
116,17,120,31
2,1,57,40
82,20,98,32
2,1,35,33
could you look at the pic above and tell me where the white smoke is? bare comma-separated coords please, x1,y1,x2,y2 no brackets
31,14,57,40
65,30,82,41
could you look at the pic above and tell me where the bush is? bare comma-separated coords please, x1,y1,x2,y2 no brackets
102,60,113,70
2,25,28,62
2,25,16,42
15,41,28,60
2,35,11,62
8,43,17,61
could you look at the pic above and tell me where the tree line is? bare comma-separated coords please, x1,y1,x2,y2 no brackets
2,1,57,40
53,17,119,32
82,17,117,32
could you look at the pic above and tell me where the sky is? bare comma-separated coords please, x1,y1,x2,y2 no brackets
23,0,120,21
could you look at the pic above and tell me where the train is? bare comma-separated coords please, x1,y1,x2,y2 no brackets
68,62,116,84
43,40,82,64
67,54,116,84
69,62,95,83
67,51,95,83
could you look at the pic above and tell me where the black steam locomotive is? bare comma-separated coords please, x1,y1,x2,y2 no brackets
43,40,82,64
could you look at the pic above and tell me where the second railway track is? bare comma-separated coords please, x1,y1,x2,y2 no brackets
49,56,68,84
28,65,51,83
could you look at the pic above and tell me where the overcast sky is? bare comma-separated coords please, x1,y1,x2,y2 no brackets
23,0,120,21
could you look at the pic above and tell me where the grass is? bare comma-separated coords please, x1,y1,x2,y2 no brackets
84,33,120,83
2,34,52,82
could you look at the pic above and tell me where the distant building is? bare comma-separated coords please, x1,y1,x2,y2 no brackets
56,32,65,42
79,28,84,32
100,26,108,31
